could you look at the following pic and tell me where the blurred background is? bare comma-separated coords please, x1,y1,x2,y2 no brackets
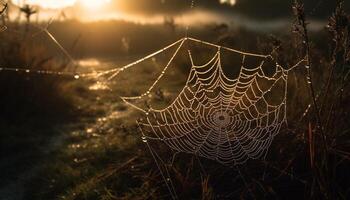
2,0,350,57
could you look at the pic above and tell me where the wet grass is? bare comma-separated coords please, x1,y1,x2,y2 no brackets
11,42,347,200
1,32,349,199
1,1,350,199
17,77,153,200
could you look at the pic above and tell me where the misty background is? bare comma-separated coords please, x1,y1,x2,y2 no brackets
3,0,349,63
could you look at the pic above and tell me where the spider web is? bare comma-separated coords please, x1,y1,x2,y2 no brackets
120,37,294,166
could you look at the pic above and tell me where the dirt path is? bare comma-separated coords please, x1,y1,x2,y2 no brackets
0,74,133,199
0,55,182,199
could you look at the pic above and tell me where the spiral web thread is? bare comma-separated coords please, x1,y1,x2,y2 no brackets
115,37,306,199
121,37,296,168
0,33,302,165
0,19,304,197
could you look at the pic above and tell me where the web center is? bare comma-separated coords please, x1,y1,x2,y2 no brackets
212,111,231,127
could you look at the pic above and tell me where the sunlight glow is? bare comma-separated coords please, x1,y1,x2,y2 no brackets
14,0,111,9
78,58,101,67
219,0,236,6
78,0,111,9
12,0,240,23
17,0,76,9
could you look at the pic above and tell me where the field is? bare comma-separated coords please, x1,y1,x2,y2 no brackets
0,1,349,199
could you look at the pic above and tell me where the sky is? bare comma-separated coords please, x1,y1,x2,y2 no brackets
12,0,235,10
7,0,238,23
13,0,111,9
7,0,350,23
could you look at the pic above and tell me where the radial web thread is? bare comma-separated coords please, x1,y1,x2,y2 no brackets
120,38,300,166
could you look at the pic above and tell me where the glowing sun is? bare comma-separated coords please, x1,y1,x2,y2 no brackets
78,0,111,9
13,0,111,10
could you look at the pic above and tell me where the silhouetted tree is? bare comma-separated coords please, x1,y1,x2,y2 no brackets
20,4,36,32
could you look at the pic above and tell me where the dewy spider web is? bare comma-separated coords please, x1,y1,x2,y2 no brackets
115,37,305,200
0,12,303,166
120,37,300,167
